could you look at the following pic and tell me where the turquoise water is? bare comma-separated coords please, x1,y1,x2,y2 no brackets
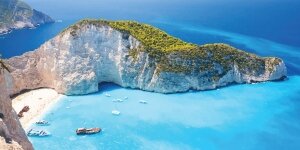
14,21,300,149
1,0,299,149
29,77,300,150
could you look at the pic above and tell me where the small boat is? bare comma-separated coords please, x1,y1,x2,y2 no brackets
117,98,123,102
76,128,101,135
112,110,120,116
105,93,111,97
27,129,51,137
112,99,123,102
124,97,128,100
139,100,148,104
35,120,50,126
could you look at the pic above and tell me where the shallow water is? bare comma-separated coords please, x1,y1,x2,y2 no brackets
29,76,300,150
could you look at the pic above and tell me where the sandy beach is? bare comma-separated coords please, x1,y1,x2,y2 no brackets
12,88,63,130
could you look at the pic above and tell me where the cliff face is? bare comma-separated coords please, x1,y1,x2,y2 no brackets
0,137,23,150
0,67,33,150
0,0,54,34
6,20,287,95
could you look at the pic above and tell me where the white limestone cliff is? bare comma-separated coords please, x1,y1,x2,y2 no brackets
6,22,287,95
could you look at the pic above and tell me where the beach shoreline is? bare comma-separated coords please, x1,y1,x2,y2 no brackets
12,88,63,130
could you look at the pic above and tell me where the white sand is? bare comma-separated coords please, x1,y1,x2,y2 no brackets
12,88,63,130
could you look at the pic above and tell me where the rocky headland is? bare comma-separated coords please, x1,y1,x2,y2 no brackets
5,19,287,95
0,0,54,34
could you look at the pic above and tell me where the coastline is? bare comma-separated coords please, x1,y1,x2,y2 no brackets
0,30,12,36
12,88,63,130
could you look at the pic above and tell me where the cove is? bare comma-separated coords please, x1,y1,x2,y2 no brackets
29,76,300,150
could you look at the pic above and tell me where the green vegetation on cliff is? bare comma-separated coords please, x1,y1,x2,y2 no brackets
65,19,197,52
66,19,282,77
107,21,197,52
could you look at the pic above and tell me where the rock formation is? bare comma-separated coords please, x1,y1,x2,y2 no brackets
0,63,33,150
0,137,23,150
6,19,287,95
0,0,54,34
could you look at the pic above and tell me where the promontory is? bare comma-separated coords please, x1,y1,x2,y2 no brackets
0,0,54,34
5,19,287,95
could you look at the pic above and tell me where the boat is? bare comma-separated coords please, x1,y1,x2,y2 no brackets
117,98,123,102
35,120,50,126
105,93,111,97
27,129,51,137
112,99,123,102
139,100,148,104
76,128,101,135
112,110,121,116
124,97,128,100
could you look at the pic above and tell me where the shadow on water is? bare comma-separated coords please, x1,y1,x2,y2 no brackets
98,82,123,93
97,77,288,97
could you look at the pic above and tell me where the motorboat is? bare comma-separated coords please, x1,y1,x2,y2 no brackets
76,128,101,135
27,129,50,137
105,93,111,97
35,120,50,126
112,99,123,102
139,100,148,104
112,110,121,116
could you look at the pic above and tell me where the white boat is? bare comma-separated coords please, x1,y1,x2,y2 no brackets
124,97,128,100
112,99,123,102
35,120,50,126
76,127,101,135
27,129,51,137
112,110,120,116
139,100,148,104
105,93,111,97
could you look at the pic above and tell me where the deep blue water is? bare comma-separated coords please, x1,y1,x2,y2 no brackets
1,0,300,149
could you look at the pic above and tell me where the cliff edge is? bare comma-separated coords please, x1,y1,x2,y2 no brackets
0,60,33,150
6,19,287,95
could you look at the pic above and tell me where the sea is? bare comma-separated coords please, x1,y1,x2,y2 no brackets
1,0,299,149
